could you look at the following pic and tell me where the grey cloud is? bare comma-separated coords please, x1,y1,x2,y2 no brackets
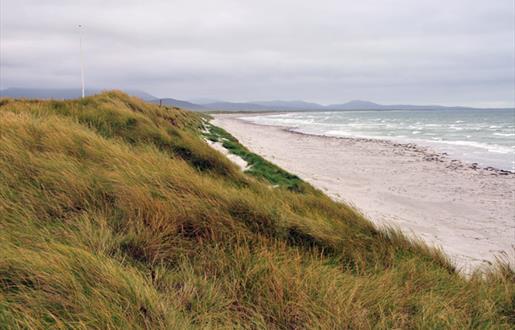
1,0,513,107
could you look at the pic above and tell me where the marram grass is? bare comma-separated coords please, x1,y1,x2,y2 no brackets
0,91,513,329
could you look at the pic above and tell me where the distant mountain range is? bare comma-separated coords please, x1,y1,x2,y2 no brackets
189,99,486,111
324,100,476,111
149,98,207,110
1,88,509,112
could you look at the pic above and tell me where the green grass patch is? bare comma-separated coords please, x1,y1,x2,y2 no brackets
203,123,311,192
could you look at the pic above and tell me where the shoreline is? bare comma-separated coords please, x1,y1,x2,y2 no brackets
240,115,514,175
211,113,515,272
282,127,515,176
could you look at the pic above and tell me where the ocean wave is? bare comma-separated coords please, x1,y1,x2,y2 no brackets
244,117,314,126
429,140,514,154
239,109,514,170
323,130,349,136
314,130,395,141
493,132,515,137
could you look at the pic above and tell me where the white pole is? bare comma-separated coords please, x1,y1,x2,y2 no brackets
79,25,85,98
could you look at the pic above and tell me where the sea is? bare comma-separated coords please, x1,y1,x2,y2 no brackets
240,108,515,171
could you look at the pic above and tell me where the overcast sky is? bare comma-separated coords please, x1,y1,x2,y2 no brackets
1,0,514,106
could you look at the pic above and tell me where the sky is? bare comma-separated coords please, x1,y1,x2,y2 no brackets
1,0,514,107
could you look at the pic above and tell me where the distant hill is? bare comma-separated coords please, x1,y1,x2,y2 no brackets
202,101,273,111
326,100,473,110
251,100,325,110
150,98,206,110
201,100,327,111
199,99,488,112
327,100,383,110
188,98,224,105
3,88,504,111
0,88,157,100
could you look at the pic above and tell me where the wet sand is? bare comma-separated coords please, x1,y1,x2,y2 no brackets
212,114,515,272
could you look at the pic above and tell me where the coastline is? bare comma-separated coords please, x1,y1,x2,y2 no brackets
211,113,515,272
283,128,514,176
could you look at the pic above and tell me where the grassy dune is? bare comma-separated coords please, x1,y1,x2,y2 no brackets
0,91,513,329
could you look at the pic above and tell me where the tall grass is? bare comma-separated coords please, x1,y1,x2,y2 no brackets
0,91,513,329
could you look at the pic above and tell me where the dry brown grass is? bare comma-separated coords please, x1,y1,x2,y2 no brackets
0,91,513,329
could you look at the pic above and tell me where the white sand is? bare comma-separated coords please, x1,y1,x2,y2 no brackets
212,114,515,272
206,139,249,171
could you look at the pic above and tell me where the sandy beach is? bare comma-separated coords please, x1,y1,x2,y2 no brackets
212,114,515,272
